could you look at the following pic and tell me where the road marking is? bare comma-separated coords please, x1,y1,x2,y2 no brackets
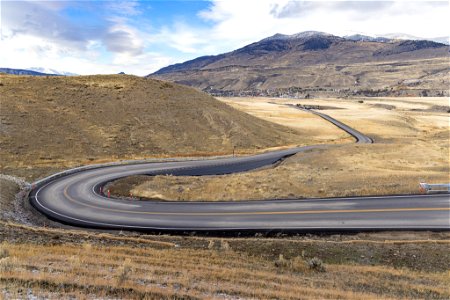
63,186,449,216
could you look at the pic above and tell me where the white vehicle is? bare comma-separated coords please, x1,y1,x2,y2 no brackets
419,182,450,194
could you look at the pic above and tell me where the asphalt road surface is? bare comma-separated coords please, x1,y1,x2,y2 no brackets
29,108,449,232
292,105,373,144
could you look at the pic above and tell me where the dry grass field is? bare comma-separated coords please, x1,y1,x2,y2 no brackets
111,97,449,201
0,74,307,182
2,220,449,299
3,175,448,299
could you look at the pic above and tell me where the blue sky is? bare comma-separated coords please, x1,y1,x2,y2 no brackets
1,0,448,75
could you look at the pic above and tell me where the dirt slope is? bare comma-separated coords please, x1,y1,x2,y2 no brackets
0,74,302,180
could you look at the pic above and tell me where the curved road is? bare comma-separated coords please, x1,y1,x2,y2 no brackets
292,105,373,143
29,108,449,232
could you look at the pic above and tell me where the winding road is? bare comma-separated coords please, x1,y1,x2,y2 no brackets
29,107,449,232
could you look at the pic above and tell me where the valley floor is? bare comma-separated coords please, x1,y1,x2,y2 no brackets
110,97,449,201
1,95,449,299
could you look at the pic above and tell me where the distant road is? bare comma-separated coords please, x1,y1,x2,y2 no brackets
29,108,449,232
292,105,373,144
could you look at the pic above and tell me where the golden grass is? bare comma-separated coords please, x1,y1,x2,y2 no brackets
117,97,449,201
1,241,449,299
0,221,175,248
0,74,307,181
219,99,354,144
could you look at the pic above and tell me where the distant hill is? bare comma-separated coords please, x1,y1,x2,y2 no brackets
379,33,449,45
0,68,58,76
345,33,449,45
344,34,392,43
0,68,77,76
149,31,449,97
0,74,301,180
26,67,78,76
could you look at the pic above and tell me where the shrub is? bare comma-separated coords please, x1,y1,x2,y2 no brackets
117,258,133,286
0,257,18,272
274,255,308,273
220,240,231,251
0,246,9,259
207,240,215,249
274,254,289,269
308,257,325,272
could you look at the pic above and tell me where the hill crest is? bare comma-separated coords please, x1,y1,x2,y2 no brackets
0,74,302,180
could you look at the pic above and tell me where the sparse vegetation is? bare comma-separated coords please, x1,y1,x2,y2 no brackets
0,74,305,181
1,228,449,299
308,257,325,272
153,41,449,97
116,258,133,286
0,244,9,259
111,97,449,201
275,254,309,273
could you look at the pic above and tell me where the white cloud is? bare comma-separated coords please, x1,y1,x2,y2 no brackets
153,22,211,54
1,0,448,76
196,0,450,49
103,20,145,55
0,0,171,75
0,30,174,76
107,1,142,16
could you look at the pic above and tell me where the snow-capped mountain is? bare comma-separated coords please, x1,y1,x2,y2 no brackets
344,34,391,43
262,31,335,42
27,67,78,76
378,33,449,45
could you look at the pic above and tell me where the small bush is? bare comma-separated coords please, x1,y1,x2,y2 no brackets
220,240,231,251
116,258,133,286
308,257,325,272
207,240,215,249
0,257,18,272
82,242,92,252
69,255,81,271
275,255,308,273
160,82,173,89
0,246,9,259
274,254,289,269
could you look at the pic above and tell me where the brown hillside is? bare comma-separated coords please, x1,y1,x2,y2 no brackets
150,33,449,96
0,74,302,180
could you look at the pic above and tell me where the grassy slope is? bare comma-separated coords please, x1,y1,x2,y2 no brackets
1,222,449,299
0,74,303,181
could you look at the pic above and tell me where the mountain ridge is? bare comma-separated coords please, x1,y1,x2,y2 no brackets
149,31,449,97
0,68,59,76
27,67,78,76
0,68,77,77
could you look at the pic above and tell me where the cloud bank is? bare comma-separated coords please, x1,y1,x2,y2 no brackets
1,0,448,75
